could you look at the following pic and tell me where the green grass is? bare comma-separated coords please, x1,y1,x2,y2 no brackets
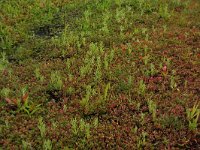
0,0,200,149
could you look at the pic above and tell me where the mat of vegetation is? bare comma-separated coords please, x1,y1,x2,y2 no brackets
0,0,200,149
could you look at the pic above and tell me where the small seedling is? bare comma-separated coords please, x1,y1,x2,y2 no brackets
70,118,91,139
38,117,46,138
80,85,92,112
34,68,44,82
115,8,125,23
138,80,146,96
104,54,109,70
65,59,71,72
63,104,67,113
137,131,148,149
140,112,146,126
150,63,157,76
170,70,177,89
22,140,31,150
137,102,141,111
0,88,10,98
71,118,78,136
49,71,63,90
84,123,91,139
103,82,110,101
186,102,200,131
94,66,102,82
109,48,115,62
144,46,148,55
143,54,150,66
43,139,52,150
131,126,138,134
163,25,167,32
159,4,171,19
147,100,157,122
0,52,9,72
93,118,99,128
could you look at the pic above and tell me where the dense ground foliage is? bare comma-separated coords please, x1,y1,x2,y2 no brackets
0,0,200,149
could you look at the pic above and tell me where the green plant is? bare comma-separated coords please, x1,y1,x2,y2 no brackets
142,46,148,56
143,54,150,66
71,118,78,136
170,0,190,9
34,68,44,82
66,86,75,96
159,4,171,19
137,131,148,149
65,59,72,72
160,115,183,130
186,102,200,131
137,102,141,111
49,71,63,90
150,63,157,76
0,88,10,98
147,100,157,122
127,43,133,55
52,122,57,130
63,104,67,113
22,140,31,150
83,122,90,139
59,25,70,47
70,118,91,139
101,11,110,34
94,57,102,82
162,137,169,146
82,9,91,31
93,117,99,128
115,0,122,6
0,21,15,53
170,70,177,89
131,126,138,134
0,52,9,72
43,139,52,150
5,91,41,116
115,8,125,23
22,140,28,150
140,112,146,126
145,33,149,41
96,0,111,10
138,80,146,96
80,64,91,77
68,74,73,82
163,25,167,32
103,82,110,101
120,25,125,38
80,85,92,112
109,48,115,63
38,117,46,138
103,54,109,70
117,76,132,92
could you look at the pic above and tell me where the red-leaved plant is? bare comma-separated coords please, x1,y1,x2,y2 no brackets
4,93,41,116
5,93,29,107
